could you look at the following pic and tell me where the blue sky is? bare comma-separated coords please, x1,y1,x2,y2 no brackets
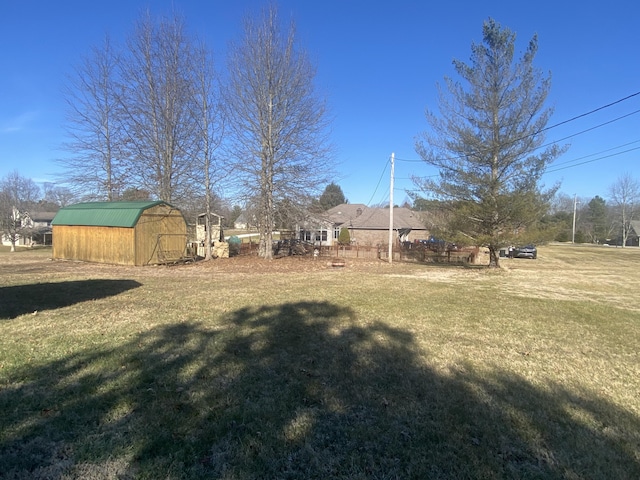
1,0,639,205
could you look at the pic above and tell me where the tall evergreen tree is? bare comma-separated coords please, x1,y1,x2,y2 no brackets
586,196,607,244
414,19,565,267
318,182,347,210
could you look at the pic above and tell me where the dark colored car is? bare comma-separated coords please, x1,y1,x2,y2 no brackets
512,244,537,259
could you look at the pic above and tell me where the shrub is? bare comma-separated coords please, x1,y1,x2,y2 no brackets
338,227,351,245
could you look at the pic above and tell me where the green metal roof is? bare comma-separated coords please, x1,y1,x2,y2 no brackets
51,201,167,227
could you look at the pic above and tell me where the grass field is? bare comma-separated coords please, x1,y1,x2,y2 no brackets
1,245,639,479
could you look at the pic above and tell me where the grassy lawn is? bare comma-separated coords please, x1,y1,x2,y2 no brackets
1,245,639,479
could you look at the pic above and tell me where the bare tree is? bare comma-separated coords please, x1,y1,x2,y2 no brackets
59,35,126,200
549,192,575,215
225,4,332,259
414,19,564,267
43,183,76,208
118,11,200,204
191,40,225,260
608,172,640,247
0,172,41,251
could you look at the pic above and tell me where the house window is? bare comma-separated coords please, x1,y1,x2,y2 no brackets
315,230,327,242
333,228,340,239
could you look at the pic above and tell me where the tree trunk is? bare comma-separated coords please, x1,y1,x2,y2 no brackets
259,228,273,260
259,193,274,259
488,245,500,268
204,213,213,261
204,156,213,262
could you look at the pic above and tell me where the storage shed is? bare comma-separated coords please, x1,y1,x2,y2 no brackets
52,201,188,266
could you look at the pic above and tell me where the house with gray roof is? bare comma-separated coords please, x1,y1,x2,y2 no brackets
297,203,429,247
1,210,57,247
627,220,640,247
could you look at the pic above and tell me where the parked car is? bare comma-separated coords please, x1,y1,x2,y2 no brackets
512,244,537,259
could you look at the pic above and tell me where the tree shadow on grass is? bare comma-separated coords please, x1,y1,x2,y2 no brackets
1,300,638,478
0,280,142,320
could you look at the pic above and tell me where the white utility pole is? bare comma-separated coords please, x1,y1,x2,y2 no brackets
572,194,577,244
388,152,395,264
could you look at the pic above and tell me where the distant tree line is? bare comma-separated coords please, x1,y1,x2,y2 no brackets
543,173,640,247
412,171,640,248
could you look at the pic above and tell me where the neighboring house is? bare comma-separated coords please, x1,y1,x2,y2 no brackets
1,210,56,247
297,214,337,246
233,212,259,230
23,211,56,245
297,203,429,247
627,220,640,246
52,201,188,266
233,212,250,230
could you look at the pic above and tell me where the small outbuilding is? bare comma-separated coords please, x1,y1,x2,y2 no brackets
52,201,188,266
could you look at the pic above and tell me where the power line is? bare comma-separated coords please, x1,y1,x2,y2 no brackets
544,146,640,174
365,93,640,204
398,108,639,165
396,114,640,177
393,139,639,199
402,135,640,179
541,90,640,133
395,91,640,164
543,109,640,153
546,138,640,169
365,157,390,207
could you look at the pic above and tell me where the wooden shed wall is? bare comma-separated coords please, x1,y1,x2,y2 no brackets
52,225,136,265
134,204,187,265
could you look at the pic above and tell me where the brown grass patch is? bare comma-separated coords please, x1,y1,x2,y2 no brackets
1,244,639,478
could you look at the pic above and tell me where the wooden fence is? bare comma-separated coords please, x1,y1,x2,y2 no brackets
233,239,479,265
395,244,479,264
